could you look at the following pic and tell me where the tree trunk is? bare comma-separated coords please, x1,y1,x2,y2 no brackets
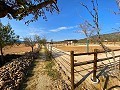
31,47,34,52
86,38,89,53
114,41,116,46
0,46,4,65
31,46,34,60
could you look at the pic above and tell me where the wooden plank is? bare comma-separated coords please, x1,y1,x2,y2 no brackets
74,60,94,66
74,55,120,67
74,49,120,56
119,57,120,70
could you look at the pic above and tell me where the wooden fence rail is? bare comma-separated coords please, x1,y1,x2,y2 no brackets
74,55,120,66
70,49,120,90
74,49,120,56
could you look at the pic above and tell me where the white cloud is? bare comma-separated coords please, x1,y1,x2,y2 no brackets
115,23,120,25
28,27,48,36
50,26,77,32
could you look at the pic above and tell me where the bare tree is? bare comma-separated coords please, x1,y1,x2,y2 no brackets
41,37,47,46
114,0,120,14
77,21,95,52
112,27,120,45
24,36,37,52
34,35,42,49
80,0,118,78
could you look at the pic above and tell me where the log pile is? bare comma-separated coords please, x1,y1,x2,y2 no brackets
0,51,39,90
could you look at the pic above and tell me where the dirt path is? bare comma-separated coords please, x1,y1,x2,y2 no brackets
21,46,57,90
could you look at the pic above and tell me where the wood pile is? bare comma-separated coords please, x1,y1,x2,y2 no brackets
0,51,39,90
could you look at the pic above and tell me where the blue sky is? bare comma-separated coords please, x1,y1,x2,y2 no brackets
1,0,120,41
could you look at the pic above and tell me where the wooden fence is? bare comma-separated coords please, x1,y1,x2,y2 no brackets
70,49,120,90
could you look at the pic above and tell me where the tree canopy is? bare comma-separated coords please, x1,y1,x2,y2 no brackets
0,0,59,24
0,22,19,64
0,22,19,49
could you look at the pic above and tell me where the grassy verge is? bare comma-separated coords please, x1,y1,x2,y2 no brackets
44,46,60,80
44,46,52,61
45,60,60,80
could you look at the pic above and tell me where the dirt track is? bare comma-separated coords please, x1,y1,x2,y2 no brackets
21,46,63,90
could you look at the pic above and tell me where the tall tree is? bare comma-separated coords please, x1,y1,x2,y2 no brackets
80,0,118,78
0,22,19,65
0,0,59,24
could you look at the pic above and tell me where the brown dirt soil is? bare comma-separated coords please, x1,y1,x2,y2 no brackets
56,45,120,53
23,61,54,90
2,44,36,55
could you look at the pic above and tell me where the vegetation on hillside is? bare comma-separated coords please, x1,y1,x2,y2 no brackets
78,32,120,44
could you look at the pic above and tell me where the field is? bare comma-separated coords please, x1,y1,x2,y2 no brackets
2,43,120,55
55,44,120,53
2,44,36,55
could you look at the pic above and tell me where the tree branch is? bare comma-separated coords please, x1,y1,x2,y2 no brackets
80,2,95,18
0,0,59,19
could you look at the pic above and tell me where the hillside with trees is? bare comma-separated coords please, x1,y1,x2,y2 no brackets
79,32,120,44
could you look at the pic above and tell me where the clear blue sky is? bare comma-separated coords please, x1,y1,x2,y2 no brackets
1,0,120,41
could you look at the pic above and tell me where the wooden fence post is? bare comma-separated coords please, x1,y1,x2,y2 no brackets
48,44,49,51
119,57,120,70
70,51,74,90
50,45,52,53
93,49,98,82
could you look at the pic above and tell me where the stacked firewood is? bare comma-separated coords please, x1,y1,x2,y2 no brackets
0,51,39,90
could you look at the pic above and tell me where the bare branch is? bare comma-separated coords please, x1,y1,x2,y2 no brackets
80,2,95,18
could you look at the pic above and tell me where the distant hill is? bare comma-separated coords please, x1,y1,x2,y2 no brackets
79,32,120,43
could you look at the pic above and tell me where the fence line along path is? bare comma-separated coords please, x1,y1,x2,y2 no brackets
49,45,120,90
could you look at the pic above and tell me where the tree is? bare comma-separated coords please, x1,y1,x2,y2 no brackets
0,0,59,24
24,36,37,52
34,35,42,49
77,21,95,53
41,37,47,46
0,22,19,65
114,0,120,14
24,35,48,52
80,0,118,78
34,35,47,48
